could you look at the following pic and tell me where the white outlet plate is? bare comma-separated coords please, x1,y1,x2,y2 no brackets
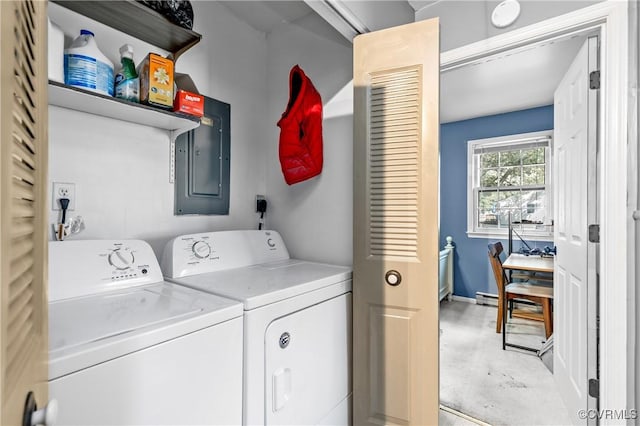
52,182,76,211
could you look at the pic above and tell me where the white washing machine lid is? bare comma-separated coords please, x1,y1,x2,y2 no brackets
48,281,243,380
167,259,352,310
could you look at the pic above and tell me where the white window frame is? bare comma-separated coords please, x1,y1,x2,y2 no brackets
466,130,554,240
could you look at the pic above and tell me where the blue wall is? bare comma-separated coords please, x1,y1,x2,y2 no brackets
440,105,554,299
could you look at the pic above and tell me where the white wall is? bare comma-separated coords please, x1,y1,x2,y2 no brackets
48,2,269,256
634,0,640,414
415,0,603,52
265,15,353,266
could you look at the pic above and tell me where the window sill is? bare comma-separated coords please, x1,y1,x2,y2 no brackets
466,230,553,242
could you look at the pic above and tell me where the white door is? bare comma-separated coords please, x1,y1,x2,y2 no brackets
353,18,440,425
553,36,598,424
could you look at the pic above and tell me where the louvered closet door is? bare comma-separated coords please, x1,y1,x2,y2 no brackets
353,19,439,426
0,1,49,424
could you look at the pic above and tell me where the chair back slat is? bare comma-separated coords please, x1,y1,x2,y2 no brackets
488,241,503,257
488,242,508,293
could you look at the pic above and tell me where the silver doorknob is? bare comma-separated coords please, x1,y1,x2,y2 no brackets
31,399,58,426
385,270,402,286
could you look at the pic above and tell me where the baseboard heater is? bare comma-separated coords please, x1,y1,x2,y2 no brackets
476,292,499,307
475,292,539,308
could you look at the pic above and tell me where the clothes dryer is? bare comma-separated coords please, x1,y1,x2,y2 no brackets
161,230,352,425
48,240,243,425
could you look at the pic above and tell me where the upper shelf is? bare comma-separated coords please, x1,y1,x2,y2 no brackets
50,0,202,60
49,81,200,134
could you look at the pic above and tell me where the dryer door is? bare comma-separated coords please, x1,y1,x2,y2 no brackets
265,292,352,425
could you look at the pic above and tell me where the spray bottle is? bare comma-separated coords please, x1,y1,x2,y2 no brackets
114,44,139,102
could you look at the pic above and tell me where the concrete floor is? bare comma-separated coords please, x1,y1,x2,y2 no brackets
439,300,572,425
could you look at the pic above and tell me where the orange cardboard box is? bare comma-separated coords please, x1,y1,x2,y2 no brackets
137,53,174,109
174,89,204,117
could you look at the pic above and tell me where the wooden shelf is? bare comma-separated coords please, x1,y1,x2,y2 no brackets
50,0,202,60
49,81,200,134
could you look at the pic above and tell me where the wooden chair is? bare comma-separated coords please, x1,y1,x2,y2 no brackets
488,242,553,350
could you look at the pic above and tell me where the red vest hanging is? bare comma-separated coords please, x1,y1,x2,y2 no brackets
277,65,323,185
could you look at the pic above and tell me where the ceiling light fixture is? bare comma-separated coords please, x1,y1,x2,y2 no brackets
491,0,521,29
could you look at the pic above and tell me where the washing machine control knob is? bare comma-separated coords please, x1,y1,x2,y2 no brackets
108,248,135,270
192,241,211,259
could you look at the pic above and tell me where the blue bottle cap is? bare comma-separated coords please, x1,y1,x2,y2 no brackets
80,29,94,36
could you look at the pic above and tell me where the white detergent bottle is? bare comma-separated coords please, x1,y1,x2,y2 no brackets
64,29,114,96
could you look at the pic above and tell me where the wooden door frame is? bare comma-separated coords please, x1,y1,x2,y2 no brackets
440,1,630,418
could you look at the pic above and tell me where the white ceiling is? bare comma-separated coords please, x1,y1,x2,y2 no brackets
215,0,586,124
218,1,314,34
440,34,586,123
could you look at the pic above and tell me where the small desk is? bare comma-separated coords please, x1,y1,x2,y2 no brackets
501,253,555,354
502,253,554,273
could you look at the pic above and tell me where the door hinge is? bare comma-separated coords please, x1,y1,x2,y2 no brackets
589,378,599,398
590,71,601,89
588,224,600,243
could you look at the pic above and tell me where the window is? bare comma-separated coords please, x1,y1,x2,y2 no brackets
467,130,553,239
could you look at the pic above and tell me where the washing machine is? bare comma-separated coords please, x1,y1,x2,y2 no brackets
48,239,244,425
161,230,353,425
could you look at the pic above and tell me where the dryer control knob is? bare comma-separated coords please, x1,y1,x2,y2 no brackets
108,248,134,270
192,241,211,259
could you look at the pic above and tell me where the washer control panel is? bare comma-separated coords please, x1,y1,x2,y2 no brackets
108,246,135,270
161,230,290,278
99,242,157,283
49,240,163,302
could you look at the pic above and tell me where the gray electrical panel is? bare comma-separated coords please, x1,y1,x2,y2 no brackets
175,96,230,215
